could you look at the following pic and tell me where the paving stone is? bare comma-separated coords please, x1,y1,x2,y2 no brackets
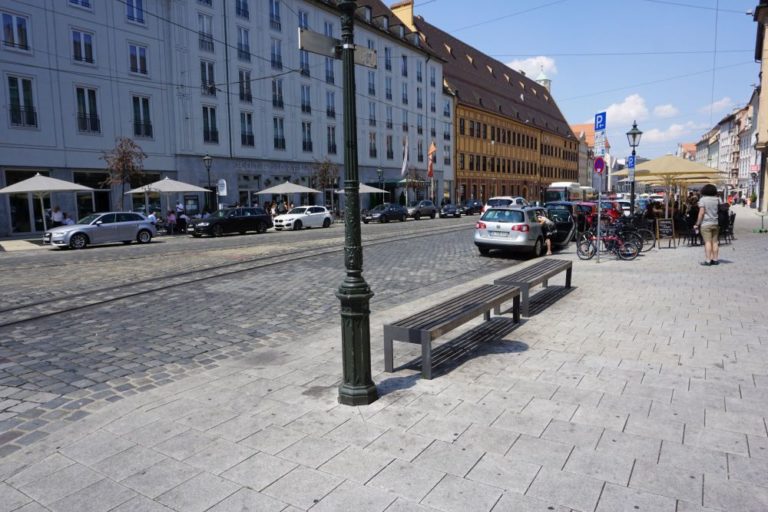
16,462,104,506
276,435,346,468
156,472,240,512
492,411,551,437
422,474,502,512
367,458,445,501
624,414,685,443
453,423,519,455
153,429,217,461
684,425,749,456
658,441,728,477
571,405,627,431
465,452,540,494
92,445,167,482
491,492,570,512
319,446,393,484
182,438,256,475
60,430,135,466
525,467,604,512
705,409,766,436
595,482,677,511
120,458,201,499
0,481,31,512
47,478,135,512
311,480,396,512
407,415,471,443
262,467,342,509
507,434,572,469
206,487,287,512
595,430,661,462
726,453,768,486
563,446,634,485
239,425,306,455
220,452,296,491
704,475,768,511
322,417,388,447
110,495,175,511
629,460,703,503
541,419,603,449
366,428,433,462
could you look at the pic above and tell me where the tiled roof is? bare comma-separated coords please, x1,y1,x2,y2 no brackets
570,123,611,150
410,15,575,140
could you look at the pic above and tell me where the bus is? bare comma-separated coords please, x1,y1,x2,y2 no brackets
544,182,582,203
580,186,596,201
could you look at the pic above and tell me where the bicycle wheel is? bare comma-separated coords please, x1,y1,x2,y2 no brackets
621,231,644,253
637,228,656,252
615,240,639,260
577,239,596,260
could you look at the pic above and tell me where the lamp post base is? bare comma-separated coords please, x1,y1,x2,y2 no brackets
336,277,378,406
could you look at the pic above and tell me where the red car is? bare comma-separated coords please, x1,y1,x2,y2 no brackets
576,201,620,229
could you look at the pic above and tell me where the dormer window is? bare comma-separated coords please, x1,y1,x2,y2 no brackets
382,16,389,29
398,26,404,38
466,54,473,66
443,43,453,57
363,6,371,22
503,73,510,83
486,65,493,76
519,81,525,90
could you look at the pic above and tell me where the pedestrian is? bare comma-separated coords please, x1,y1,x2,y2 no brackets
175,201,184,214
536,212,555,256
62,212,75,225
695,183,720,266
51,205,64,227
166,210,177,235
147,210,157,225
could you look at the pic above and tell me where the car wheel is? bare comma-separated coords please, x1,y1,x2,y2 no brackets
379,215,387,223
294,220,302,230
239,230,247,235
122,241,132,245
212,225,223,237
256,222,267,234
532,237,544,257
414,212,421,220
323,218,331,228
478,246,490,256
136,230,152,244
430,212,436,219
192,234,202,238
69,233,88,249
362,220,369,224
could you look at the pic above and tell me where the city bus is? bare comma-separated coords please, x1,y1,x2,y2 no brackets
544,182,582,203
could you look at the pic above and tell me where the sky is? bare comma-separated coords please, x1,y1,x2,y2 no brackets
413,0,760,160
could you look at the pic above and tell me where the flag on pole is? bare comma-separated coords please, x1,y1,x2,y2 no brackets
400,137,409,177
427,140,437,178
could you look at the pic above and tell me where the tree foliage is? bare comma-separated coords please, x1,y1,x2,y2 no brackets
102,137,147,210
310,158,340,190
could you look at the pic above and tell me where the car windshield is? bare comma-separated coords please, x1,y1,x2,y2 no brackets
77,214,101,225
208,210,232,219
486,199,514,208
407,201,419,207
288,207,308,214
548,210,571,222
369,205,386,213
482,209,524,223
443,204,455,208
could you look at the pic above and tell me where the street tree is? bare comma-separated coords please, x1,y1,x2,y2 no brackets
102,137,147,210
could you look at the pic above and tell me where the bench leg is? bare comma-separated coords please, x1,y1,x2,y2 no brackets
421,332,432,379
543,279,549,288
565,267,572,288
520,285,530,317
513,295,520,323
383,329,394,373
484,309,491,321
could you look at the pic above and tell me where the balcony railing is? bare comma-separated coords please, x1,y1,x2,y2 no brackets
274,137,286,149
385,90,392,100
302,141,313,152
368,86,375,96
238,48,251,61
301,104,311,114
77,113,100,133
328,143,337,154
273,97,284,108
402,96,408,105
326,108,335,118
241,132,254,146
133,122,153,138
326,71,334,84
236,4,249,18
369,118,376,127
386,150,394,159
369,148,377,158
240,92,252,103
201,82,216,96
443,131,451,141
270,16,281,31
203,129,219,143
386,120,393,129
199,34,214,52
9,107,37,127
271,57,282,70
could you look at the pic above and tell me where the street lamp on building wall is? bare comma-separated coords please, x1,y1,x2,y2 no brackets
202,153,213,213
626,121,643,216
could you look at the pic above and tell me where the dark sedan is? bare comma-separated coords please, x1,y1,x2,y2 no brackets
362,203,408,223
462,199,483,215
189,207,272,237
439,203,462,218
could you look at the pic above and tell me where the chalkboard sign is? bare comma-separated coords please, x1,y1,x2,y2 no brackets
656,218,676,248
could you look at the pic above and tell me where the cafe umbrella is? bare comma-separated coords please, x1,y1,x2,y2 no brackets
124,177,210,214
0,173,94,231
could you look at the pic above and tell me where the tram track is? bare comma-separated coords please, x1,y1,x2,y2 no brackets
0,223,472,328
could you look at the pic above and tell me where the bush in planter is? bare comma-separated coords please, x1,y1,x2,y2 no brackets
751,192,758,208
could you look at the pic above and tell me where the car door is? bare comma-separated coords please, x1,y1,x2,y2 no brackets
115,213,139,240
547,208,575,246
225,209,241,234
90,213,117,244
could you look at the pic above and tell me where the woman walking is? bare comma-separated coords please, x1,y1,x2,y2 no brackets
695,184,720,266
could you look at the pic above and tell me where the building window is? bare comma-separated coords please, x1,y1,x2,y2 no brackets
369,132,377,158
241,111,254,146
2,12,29,51
459,118,465,135
386,135,393,159
8,76,36,128
443,122,451,141
302,121,313,152
458,153,464,170
132,96,152,138
199,0,212,6
236,0,249,19
430,92,436,113
402,111,408,132
200,60,215,96
323,21,333,37
417,140,424,162
237,27,250,61
367,70,375,96
368,102,376,127
299,49,310,76
416,87,422,109
326,90,335,118
72,30,94,64
386,105,393,130
325,57,334,84
273,117,285,149
129,44,147,74
198,14,213,52
430,118,436,137
401,55,407,77
401,83,408,105
301,84,311,114
385,76,392,100
270,38,282,69
443,101,450,118
417,114,423,135
239,69,252,102
416,60,422,83
327,125,336,154
76,86,99,133
125,0,144,24
202,105,218,143
443,145,451,165
298,9,308,29
69,0,91,8
269,0,281,31
469,120,475,137
271,78,283,108
430,66,436,87
384,47,392,71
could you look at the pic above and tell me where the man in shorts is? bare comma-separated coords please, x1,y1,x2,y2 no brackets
537,213,555,256
695,184,720,266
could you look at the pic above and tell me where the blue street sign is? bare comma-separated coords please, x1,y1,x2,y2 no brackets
627,155,635,169
594,112,606,131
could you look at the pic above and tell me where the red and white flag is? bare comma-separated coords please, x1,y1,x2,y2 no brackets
427,140,437,178
400,137,409,177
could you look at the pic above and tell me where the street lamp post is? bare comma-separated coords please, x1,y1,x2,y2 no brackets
202,153,213,213
626,121,643,217
336,0,378,406
377,167,384,205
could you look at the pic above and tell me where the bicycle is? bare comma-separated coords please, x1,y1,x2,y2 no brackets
576,229,640,260
612,217,655,252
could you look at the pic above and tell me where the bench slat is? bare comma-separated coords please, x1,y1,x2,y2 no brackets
493,258,572,317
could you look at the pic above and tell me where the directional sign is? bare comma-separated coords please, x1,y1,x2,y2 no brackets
594,156,605,174
594,112,606,132
299,28,377,68
627,155,635,169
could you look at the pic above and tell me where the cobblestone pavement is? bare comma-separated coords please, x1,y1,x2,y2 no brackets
1,206,767,511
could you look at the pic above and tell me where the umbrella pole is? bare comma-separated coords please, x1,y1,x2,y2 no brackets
39,194,48,232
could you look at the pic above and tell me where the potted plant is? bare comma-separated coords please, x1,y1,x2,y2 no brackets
750,192,758,208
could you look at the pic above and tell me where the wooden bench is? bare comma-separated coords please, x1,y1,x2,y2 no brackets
494,258,572,317
383,284,520,379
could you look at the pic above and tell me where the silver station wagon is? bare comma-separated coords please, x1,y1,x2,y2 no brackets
43,212,157,249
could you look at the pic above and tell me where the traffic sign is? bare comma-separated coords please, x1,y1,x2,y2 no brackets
594,112,606,131
594,130,606,157
627,155,635,169
594,156,605,174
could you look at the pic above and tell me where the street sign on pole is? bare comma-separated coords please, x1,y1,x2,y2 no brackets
594,156,605,174
593,131,606,157
594,112,606,132
627,155,635,181
299,28,377,68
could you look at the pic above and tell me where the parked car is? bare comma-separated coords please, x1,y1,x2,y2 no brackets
406,200,437,220
482,196,528,214
461,199,484,215
188,207,272,237
543,201,580,239
43,212,156,249
273,206,333,230
474,206,574,257
615,200,632,216
439,203,462,218
362,203,407,223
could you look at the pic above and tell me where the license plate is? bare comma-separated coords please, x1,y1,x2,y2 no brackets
489,231,509,237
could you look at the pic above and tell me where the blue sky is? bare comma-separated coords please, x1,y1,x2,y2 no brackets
414,0,759,159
